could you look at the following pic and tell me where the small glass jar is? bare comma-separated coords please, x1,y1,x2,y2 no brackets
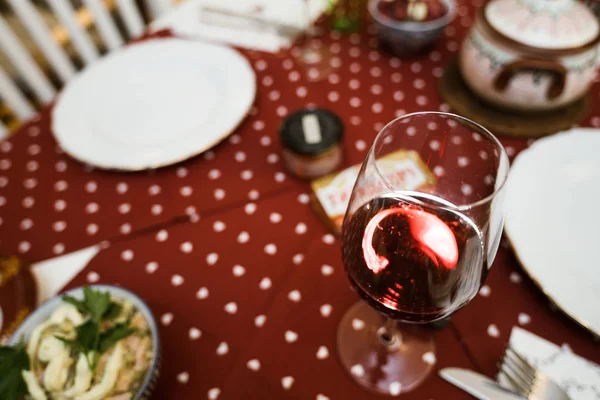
280,108,344,180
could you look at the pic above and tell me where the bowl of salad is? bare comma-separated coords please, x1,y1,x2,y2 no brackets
3,285,160,400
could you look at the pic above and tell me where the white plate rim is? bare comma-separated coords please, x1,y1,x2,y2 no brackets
505,128,600,338
51,38,256,171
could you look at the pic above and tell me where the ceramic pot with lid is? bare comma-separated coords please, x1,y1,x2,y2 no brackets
459,0,599,112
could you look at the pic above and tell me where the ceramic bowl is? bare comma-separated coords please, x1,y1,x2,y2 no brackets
9,285,161,400
368,0,456,57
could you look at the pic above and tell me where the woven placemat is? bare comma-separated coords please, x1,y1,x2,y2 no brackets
439,58,591,138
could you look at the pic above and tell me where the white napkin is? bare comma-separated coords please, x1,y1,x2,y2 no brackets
502,327,600,400
151,0,329,53
31,245,101,305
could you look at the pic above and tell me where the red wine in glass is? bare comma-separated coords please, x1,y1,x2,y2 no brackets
341,192,486,323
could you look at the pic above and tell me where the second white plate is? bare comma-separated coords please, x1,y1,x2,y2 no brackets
505,128,600,337
52,38,256,170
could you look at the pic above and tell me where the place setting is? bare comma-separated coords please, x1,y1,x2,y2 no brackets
1,0,600,399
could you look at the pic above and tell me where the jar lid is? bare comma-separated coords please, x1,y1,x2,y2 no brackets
484,0,600,50
280,108,344,156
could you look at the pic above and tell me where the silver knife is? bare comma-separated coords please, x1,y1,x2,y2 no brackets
439,368,524,400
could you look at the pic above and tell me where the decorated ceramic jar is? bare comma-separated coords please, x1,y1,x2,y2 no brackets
459,0,600,112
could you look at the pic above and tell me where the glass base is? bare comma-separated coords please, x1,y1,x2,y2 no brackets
337,301,436,395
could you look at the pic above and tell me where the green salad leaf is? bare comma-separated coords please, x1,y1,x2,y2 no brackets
0,341,30,400
59,287,135,370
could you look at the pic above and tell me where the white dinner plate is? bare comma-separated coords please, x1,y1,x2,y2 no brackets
505,128,600,337
52,38,256,170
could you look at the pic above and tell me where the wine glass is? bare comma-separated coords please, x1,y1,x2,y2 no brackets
338,112,509,395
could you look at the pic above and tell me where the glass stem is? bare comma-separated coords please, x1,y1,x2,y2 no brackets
377,317,402,349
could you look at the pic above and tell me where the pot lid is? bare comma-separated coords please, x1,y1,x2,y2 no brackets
485,0,599,50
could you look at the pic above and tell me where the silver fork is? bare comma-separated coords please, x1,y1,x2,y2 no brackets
498,346,571,400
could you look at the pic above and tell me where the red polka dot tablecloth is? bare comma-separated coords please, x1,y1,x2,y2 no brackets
63,189,477,399
0,0,599,397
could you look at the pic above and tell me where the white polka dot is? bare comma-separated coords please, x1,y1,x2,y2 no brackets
349,62,361,74
458,157,470,167
447,41,459,52
151,204,163,215
176,167,188,178
86,202,99,214
296,86,307,97
86,271,99,282
118,203,131,214
370,66,382,77
479,285,491,296
23,178,37,189
18,241,31,253
433,67,444,77
351,364,365,377
208,388,221,399
294,223,307,235
208,169,221,180
20,218,33,230
189,328,201,340
433,166,445,177
316,345,329,360
180,242,193,253
288,290,301,302
214,188,226,200
264,243,277,255
352,318,365,330
86,223,98,235
414,79,426,89
393,91,405,102
288,71,300,82
254,314,266,327
276,106,288,117
248,190,260,200
160,313,173,326
247,359,261,371
320,304,332,317
370,84,383,95
461,184,473,196
472,132,482,141
244,203,257,214
274,172,286,183
53,243,65,255
53,221,67,232
484,175,495,185
27,144,41,155
321,265,334,276
487,324,500,338
281,376,294,390
121,249,134,261
148,185,161,196
0,176,7,187
176,371,188,384
255,59,267,70
282,58,294,69
180,186,193,197
518,313,531,325
350,116,361,125
21,196,33,208
253,120,265,131
85,181,97,193
146,262,159,274
322,234,335,245
54,180,68,191
196,287,209,299
328,91,339,102
317,394,330,400
429,140,441,150
429,50,442,62
206,252,219,265
297,193,310,204
156,230,168,242
391,72,402,83
510,272,522,283
329,57,342,68
506,146,516,157
235,151,246,162
348,79,360,90
422,351,436,365
224,302,238,314
171,274,184,286
389,382,402,395
0,142,12,152
211,221,226,232
268,90,280,101
371,102,383,113
417,95,428,106
258,277,273,290
285,330,298,343
269,212,282,224
350,97,361,108
291,254,304,266
228,264,245,278
26,160,38,172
